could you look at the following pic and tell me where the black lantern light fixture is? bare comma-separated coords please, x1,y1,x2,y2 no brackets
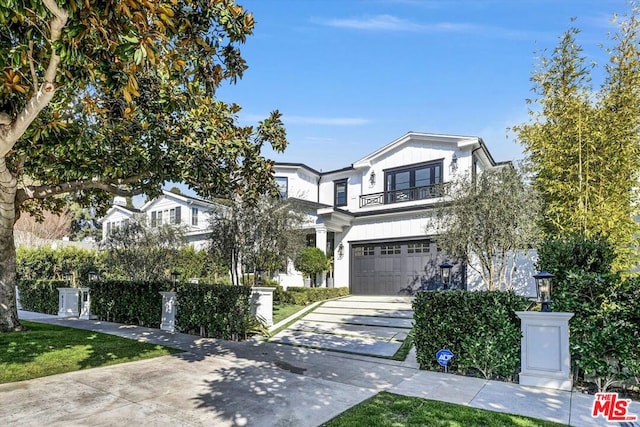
533,271,554,312
439,261,453,290
88,270,98,282
369,170,376,186
337,243,344,260
63,271,72,282
171,270,181,283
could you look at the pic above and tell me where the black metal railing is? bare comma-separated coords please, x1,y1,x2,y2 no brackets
359,184,442,208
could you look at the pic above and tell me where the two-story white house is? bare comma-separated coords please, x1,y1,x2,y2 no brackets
274,131,512,295
101,190,222,249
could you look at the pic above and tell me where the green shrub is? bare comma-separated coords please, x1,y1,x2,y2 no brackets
537,235,640,391
89,280,172,326
17,246,104,281
294,247,327,287
413,290,528,381
176,283,253,340
16,280,64,315
281,287,349,305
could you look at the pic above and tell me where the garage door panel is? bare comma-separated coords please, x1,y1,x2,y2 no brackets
351,239,437,295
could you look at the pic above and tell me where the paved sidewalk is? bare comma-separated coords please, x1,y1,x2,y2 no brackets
4,311,638,427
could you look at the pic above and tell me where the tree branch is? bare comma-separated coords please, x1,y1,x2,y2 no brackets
0,0,68,157
16,175,149,204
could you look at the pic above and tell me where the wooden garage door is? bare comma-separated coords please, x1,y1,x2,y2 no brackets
350,239,440,295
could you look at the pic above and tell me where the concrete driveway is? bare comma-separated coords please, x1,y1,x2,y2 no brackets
269,296,414,357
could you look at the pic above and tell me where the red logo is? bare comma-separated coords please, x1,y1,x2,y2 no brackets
592,392,638,422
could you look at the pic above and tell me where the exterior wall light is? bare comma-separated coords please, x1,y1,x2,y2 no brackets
533,271,554,312
369,170,376,186
439,261,453,290
337,243,344,260
63,271,72,282
88,270,98,281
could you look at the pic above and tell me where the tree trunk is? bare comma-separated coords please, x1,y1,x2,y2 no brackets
0,160,21,331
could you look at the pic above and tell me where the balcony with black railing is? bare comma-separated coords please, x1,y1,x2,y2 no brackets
359,183,443,208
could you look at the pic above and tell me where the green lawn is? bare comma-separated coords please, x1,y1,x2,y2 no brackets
0,321,181,383
322,392,566,427
272,303,306,325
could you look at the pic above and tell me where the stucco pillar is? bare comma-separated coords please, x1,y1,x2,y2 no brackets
79,288,94,320
15,286,22,310
251,287,274,327
57,288,80,318
315,226,327,287
516,311,574,391
160,291,177,333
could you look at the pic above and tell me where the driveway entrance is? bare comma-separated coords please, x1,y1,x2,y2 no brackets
269,295,414,357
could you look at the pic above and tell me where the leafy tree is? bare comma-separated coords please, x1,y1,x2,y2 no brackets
210,196,307,286
537,235,639,392
294,247,327,288
100,217,185,281
0,1,286,331
433,166,541,291
512,11,640,270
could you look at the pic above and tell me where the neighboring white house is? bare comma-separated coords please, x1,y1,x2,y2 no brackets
101,190,222,249
274,131,518,295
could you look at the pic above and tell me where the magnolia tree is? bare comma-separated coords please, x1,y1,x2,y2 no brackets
0,1,287,331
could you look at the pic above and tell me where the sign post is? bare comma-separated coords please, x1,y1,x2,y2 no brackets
436,348,454,373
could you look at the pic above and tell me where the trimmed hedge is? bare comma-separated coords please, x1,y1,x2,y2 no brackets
262,285,349,305
413,290,528,381
89,280,172,326
176,283,253,340
16,279,65,315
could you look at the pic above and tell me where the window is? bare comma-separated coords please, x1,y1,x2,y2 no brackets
385,161,442,203
276,176,288,199
355,246,375,256
407,241,431,254
192,207,199,226
150,207,181,226
380,244,401,255
334,179,347,206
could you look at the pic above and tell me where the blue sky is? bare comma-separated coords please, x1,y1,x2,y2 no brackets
215,0,631,172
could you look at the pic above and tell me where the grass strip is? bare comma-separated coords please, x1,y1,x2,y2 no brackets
322,391,566,427
0,321,181,383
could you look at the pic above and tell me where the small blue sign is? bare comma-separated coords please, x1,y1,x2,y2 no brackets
436,349,454,367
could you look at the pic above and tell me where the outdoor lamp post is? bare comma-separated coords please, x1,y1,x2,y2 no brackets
171,270,181,283
533,271,554,312
439,261,453,290
88,270,98,282
63,271,72,282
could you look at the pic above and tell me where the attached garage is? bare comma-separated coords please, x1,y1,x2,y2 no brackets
350,239,443,295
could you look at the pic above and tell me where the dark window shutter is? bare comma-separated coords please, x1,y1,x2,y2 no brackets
175,207,181,224
151,211,157,227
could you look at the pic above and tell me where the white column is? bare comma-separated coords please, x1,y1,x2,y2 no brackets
315,226,327,287
15,286,22,310
79,288,93,320
160,292,177,333
516,311,574,391
57,288,80,317
251,287,274,327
